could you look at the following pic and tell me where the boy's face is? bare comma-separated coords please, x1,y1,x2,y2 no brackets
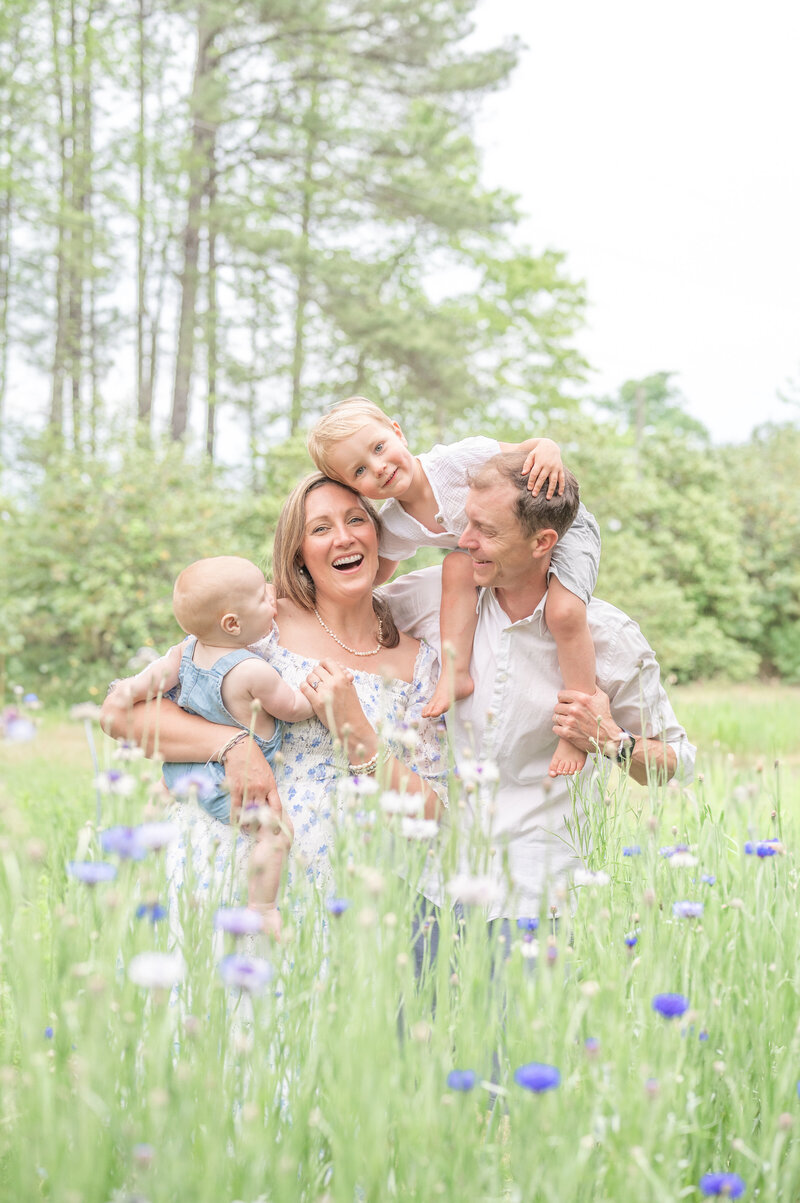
324,419,415,500
234,571,277,644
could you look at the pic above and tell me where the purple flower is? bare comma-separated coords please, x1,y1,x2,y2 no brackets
44,1027,54,1039
623,845,642,856
624,932,638,947
135,902,168,924
699,1172,745,1197
3,713,36,742
326,897,351,916
701,875,716,886
744,839,782,858
514,1062,561,1093
673,900,704,919
447,1069,477,1091
67,861,117,885
660,844,690,857
218,954,273,994
214,907,264,936
652,992,690,1019
584,1037,600,1056
170,770,217,800
100,826,147,861
516,917,539,932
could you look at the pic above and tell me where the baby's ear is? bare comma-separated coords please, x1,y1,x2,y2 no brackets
220,612,240,635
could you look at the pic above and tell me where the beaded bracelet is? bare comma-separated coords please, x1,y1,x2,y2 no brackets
349,751,379,777
215,729,250,765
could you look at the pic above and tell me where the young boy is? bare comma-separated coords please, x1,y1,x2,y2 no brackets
307,398,601,778
116,556,313,933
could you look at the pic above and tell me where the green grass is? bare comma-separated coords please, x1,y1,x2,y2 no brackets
1,691,799,1201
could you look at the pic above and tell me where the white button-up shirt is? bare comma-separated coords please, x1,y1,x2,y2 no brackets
384,567,696,920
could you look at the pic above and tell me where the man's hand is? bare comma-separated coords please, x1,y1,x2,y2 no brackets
552,686,620,754
521,438,565,499
224,738,280,818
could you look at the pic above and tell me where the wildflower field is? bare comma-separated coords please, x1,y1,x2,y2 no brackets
2,685,800,1203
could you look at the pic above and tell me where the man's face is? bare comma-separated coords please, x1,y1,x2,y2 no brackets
458,479,539,590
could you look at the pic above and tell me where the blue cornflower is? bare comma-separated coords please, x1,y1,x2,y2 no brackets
218,954,273,995
701,875,716,886
135,902,168,924
660,844,690,857
699,1029,709,1041
214,907,264,936
447,1069,477,1091
516,917,539,932
44,1027,54,1039
623,845,642,856
67,861,117,885
100,826,147,861
744,839,781,858
624,932,638,947
326,897,351,916
170,769,217,800
699,1171,745,1197
672,900,704,919
652,992,690,1019
584,1037,600,1056
514,1063,561,1093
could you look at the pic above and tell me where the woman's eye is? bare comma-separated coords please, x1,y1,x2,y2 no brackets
311,525,327,534
349,515,365,525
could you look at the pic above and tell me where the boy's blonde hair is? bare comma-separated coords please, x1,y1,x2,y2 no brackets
307,396,395,479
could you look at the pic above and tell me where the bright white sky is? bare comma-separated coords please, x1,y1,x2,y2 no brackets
468,0,800,443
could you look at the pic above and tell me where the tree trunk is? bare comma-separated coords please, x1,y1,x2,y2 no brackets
205,158,218,460
289,86,318,436
135,0,150,428
171,6,216,441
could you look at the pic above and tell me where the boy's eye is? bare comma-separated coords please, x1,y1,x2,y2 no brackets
375,442,384,453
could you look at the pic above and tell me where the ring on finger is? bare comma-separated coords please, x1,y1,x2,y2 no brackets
310,678,321,691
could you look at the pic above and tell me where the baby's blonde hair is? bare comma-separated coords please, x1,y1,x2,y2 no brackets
173,555,263,639
307,396,395,480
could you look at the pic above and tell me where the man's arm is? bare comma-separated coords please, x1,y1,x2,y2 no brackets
552,614,695,786
552,687,676,786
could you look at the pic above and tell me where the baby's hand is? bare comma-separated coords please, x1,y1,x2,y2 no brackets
521,438,565,498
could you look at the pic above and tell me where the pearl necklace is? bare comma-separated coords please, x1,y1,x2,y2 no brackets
314,608,383,656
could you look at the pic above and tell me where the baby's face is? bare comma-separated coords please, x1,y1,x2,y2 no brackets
324,419,415,500
236,573,277,644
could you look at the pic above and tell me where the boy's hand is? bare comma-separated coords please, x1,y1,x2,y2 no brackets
521,438,565,498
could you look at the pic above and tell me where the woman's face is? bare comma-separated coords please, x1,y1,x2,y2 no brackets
299,483,379,601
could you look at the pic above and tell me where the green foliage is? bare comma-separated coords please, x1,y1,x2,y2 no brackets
0,440,283,700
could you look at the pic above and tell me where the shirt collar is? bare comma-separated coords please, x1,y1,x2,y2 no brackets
477,587,549,633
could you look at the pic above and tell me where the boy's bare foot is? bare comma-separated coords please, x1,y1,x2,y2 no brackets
548,738,588,778
422,670,474,719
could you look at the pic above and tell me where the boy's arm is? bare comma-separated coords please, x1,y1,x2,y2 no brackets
375,556,400,586
116,643,183,705
249,662,315,723
498,436,565,499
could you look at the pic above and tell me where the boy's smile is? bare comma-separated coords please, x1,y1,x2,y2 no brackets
325,419,416,500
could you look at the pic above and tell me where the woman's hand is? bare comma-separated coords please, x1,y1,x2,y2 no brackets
224,737,281,818
300,660,371,753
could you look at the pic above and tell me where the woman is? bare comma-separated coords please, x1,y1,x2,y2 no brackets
101,474,446,909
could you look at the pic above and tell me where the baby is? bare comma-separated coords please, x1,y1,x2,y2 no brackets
117,555,313,932
308,398,601,777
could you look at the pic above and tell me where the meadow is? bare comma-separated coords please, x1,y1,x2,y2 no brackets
1,683,799,1202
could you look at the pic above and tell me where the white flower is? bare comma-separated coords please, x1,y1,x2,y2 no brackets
94,771,137,797
445,874,500,906
136,822,179,851
336,776,379,807
113,742,145,762
126,647,160,672
379,790,424,817
573,869,611,887
669,852,698,868
385,720,419,750
128,952,184,990
401,818,439,841
69,703,103,722
458,760,500,787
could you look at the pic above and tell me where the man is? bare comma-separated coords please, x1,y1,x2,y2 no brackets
384,451,695,920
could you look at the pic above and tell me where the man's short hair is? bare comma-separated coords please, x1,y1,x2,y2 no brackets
469,451,581,539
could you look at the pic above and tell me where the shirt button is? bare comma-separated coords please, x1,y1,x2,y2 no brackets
435,513,444,525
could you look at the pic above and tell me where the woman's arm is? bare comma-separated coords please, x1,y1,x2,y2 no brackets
299,659,443,821
100,691,280,814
